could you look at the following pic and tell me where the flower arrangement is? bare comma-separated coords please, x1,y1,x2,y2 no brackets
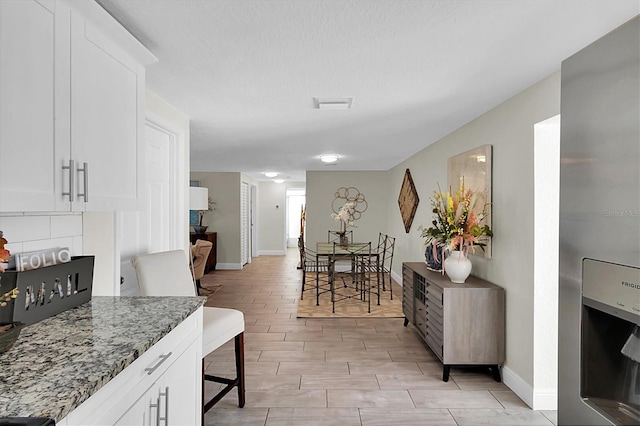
0,231,10,273
331,202,356,235
196,197,216,228
419,183,492,256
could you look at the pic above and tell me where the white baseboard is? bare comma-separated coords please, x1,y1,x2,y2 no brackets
215,263,242,270
532,388,558,410
502,365,534,408
258,250,287,256
391,269,402,286
502,366,557,410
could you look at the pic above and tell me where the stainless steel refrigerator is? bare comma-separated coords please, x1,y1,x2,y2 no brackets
559,16,640,426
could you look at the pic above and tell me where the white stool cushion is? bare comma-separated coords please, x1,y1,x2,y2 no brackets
203,307,245,356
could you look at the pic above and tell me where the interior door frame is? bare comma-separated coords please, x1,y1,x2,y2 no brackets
115,111,185,295
144,110,186,252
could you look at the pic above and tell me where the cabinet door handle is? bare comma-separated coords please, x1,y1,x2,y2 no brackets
62,160,74,202
77,162,88,202
150,395,161,426
159,386,169,425
144,352,172,375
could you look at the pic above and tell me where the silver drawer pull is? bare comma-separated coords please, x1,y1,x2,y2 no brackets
145,352,172,375
77,162,88,202
160,386,169,425
62,160,74,202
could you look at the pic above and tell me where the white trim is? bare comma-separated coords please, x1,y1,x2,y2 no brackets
532,388,558,411
502,365,533,408
502,365,558,410
259,250,287,256
145,110,186,252
215,262,243,270
391,269,402,287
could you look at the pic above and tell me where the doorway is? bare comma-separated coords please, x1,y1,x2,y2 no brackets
118,116,183,295
532,114,560,409
286,188,305,247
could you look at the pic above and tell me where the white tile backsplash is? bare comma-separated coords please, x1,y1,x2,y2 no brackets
51,215,83,238
0,213,83,257
0,216,50,241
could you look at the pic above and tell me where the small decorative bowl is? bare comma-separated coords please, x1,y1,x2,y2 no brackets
0,322,25,354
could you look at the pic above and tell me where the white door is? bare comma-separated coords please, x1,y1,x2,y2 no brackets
119,121,176,296
241,182,250,266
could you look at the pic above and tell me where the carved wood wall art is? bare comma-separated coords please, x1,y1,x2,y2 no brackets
397,169,419,233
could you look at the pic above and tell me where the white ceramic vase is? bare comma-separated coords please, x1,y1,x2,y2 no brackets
444,250,472,283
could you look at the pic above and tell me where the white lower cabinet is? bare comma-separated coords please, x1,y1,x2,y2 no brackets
62,307,203,426
115,339,201,426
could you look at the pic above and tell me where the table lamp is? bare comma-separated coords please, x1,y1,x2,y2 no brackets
189,186,209,233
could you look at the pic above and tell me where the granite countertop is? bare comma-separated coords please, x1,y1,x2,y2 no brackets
0,296,205,420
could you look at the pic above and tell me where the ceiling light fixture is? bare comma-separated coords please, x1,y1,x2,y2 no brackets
273,179,285,184
320,154,339,164
313,97,353,110
264,172,278,178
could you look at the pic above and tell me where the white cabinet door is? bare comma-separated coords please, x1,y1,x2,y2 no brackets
0,0,56,212
157,338,202,425
70,12,143,211
113,392,149,426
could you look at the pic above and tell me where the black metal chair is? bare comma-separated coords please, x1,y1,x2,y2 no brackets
379,234,396,299
298,237,332,306
330,242,379,313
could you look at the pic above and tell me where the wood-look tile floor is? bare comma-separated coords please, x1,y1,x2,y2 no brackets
202,249,558,426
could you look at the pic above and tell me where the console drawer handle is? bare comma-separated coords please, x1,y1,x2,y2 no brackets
145,352,173,375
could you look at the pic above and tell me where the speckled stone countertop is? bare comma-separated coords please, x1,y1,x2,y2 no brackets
0,296,205,420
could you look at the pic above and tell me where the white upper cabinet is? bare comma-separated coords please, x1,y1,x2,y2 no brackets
0,0,56,212
0,0,156,213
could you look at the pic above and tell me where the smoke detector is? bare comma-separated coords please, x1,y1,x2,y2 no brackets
313,97,353,110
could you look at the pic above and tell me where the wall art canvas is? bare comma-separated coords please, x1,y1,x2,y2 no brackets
447,144,493,258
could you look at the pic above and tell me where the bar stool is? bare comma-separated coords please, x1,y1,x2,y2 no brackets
131,250,245,423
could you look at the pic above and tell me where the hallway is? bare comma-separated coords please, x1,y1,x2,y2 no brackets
202,249,557,425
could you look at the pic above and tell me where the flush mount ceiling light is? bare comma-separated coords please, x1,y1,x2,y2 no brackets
264,172,278,178
273,179,285,184
313,97,353,110
320,154,339,164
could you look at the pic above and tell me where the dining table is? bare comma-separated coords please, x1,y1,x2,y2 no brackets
315,241,381,312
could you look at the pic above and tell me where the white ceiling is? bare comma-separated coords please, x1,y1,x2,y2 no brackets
97,0,639,183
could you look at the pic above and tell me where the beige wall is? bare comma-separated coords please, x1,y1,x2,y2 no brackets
388,72,561,394
190,172,242,268
257,181,305,254
305,171,391,248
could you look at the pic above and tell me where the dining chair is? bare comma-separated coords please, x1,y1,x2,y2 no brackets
379,234,396,299
330,242,378,313
328,230,354,273
298,237,332,305
131,249,245,423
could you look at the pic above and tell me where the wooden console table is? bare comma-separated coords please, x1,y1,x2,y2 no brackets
402,262,505,382
190,231,217,273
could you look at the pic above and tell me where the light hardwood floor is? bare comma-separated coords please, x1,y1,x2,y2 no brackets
202,249,557,426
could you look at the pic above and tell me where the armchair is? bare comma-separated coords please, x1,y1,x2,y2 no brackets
191,239,213,294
